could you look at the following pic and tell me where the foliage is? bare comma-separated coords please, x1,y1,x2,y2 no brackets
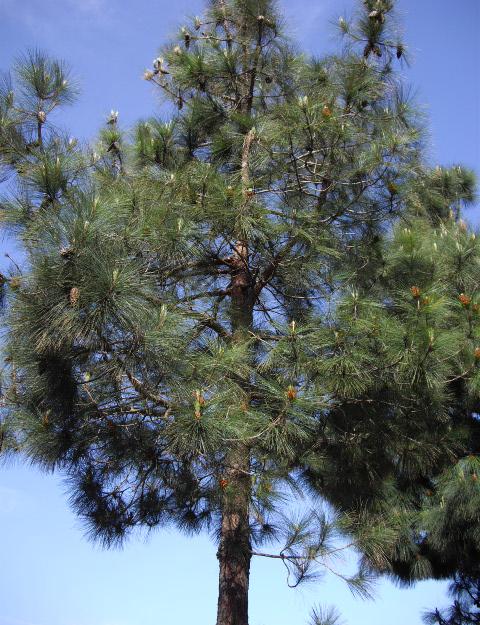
424,575,480,625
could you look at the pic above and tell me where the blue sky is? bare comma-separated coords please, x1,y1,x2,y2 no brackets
0,1,479,625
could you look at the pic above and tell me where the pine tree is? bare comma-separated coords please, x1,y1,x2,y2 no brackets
328,170,480,621
0,2,478,624
424,575,480,625
327,189,480,582
419,450,480,623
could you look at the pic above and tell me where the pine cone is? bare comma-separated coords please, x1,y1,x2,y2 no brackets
459,293,471,307
69,286,80,306
286,385,297,401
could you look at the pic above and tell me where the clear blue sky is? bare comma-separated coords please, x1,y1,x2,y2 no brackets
0,1,479,625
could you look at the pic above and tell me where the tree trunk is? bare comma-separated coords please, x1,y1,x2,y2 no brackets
216,451,252,625
216,277,253,625
216,127,256,625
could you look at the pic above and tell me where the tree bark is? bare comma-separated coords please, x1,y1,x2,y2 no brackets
216,450,252,625
216,268,253,625
215,118,257,625
216,259,253,625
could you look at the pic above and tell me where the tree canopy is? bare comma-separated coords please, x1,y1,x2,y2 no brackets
0,1,478,624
